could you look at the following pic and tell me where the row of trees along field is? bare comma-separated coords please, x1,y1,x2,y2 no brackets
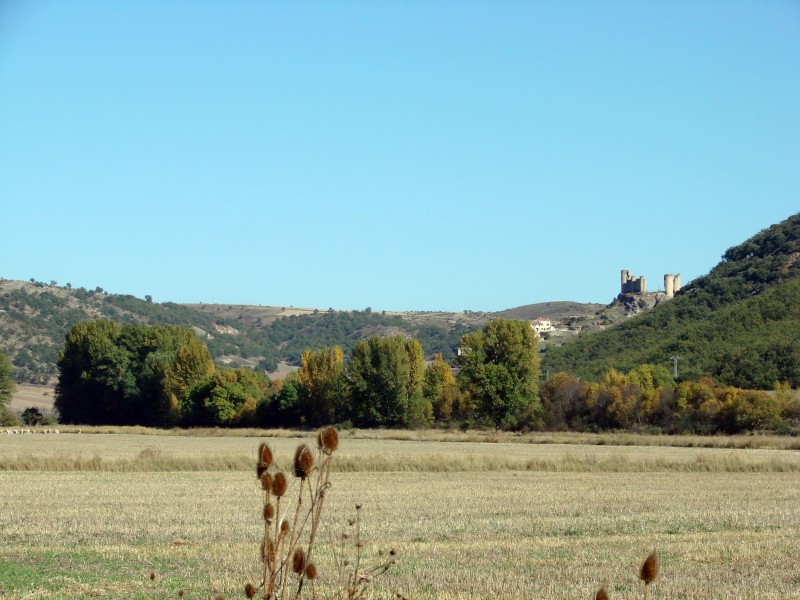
52,318,541,429
48,318,800,433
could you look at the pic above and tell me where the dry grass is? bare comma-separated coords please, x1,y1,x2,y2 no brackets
1,432,799,598
2,432,799,473
7,423,800,450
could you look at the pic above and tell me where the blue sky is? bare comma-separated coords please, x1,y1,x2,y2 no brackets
2,1,798,312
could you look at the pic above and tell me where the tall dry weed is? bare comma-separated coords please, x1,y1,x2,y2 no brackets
245,427,399,599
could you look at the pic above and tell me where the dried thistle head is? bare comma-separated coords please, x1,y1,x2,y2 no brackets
595,587,610,600
293,444,314,479
280,519,290,536
639,550,659,585
305,563,317,580
272,472,288,497
244,583,257,598
260,471,273,491
178,591,185,598
317,426,339,454
149,572,156,581
292,548,306,574
258,443,273,467
263,502,275,521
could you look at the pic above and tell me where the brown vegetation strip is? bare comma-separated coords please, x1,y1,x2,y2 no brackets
1,451,798,473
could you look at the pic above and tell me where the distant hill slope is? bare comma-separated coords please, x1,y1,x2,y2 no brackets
0,278,601,384
542,213,800,388
496,301,605,321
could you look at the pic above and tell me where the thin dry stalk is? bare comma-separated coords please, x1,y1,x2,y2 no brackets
333,504,398,600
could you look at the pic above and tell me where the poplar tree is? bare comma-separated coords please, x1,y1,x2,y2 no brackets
456,319,541,429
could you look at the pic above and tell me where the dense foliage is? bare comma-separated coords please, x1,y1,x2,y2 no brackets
55,320,215,425
540,367,799,434
51,319,535,429
456,319,542,428
542,213,800,388
51,318,800,434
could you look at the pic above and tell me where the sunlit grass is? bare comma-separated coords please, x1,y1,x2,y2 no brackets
1,431,799,598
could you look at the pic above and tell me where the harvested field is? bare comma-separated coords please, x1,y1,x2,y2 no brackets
0,432,798,598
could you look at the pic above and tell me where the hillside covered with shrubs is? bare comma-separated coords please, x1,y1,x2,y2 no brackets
0,280,476,383
542,213,800,389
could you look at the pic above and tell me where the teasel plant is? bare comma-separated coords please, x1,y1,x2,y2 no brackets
638,550,659,600
331,503,402,600
592,549,659,600
245,426,340,600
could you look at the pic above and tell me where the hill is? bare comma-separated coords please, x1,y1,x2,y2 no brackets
0,278,602,385
542,213,800,388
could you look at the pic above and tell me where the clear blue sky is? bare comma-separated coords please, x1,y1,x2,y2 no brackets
2,1,798,312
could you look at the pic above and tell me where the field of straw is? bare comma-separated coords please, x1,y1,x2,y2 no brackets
1,429,799,599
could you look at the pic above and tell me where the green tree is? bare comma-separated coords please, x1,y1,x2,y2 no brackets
423,353,458,422
185,367,268,426
21,406,45,426
0,349,16,407
296,346,348,425
0,349,18,425
347,335,425,427
55,320,215,426
456,319,541,429
55,320,128,424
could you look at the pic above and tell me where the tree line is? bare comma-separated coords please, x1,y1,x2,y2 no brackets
52,318,541,430
541,366,799,434
47,318,800,433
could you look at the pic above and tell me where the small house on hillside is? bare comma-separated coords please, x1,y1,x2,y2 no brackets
530,318,555,334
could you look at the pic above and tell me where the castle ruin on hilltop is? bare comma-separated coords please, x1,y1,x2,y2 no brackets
620,270,681,298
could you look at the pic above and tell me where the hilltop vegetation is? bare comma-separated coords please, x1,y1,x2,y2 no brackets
543,213,800,389
0,278,602,385
0,282,471,383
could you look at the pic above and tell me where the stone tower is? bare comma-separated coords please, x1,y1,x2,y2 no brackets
664,273,682,298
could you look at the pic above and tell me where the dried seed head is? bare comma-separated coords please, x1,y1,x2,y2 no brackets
259,443,273,466
272,472,288,497
280,519,290,535
595,587,609,600
263,502,275,521
639,550,659,585
178,591,185,598
317,426,339,454
260,471,273,491
292,548,306,574
244,583,257,598
305,563,317,580
293,444,314,479
150,572,156,581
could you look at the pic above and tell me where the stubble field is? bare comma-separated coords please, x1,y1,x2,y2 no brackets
1,430,799,599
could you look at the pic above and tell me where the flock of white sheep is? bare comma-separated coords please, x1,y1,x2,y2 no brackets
3,428,64,434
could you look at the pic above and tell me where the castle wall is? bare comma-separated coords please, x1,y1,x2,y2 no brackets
620,270,646,294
